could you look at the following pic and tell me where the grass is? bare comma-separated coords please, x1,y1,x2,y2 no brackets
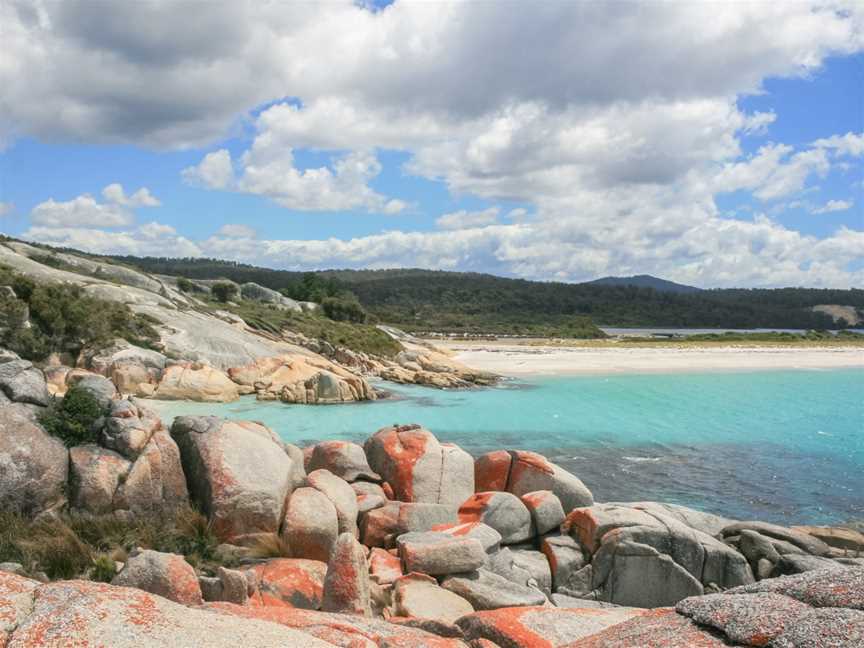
209,299,403,359
0,506,226,581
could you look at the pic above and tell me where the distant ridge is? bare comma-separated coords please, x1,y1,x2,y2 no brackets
583,274,701,293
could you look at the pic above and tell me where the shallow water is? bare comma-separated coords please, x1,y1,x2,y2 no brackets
150,368,864,526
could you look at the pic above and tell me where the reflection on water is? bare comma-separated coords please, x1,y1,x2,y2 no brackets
148,368,864,526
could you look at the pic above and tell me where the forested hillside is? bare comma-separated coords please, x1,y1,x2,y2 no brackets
101,255,863,334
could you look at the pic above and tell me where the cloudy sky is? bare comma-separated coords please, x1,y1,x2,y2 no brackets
1,0,862,287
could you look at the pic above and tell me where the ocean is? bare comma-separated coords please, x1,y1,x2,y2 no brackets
149,368,864,526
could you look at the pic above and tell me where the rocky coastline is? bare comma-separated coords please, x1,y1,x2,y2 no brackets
1,355,862,647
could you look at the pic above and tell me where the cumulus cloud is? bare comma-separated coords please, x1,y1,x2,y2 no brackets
25,222,200,257
29,184,160,228
436,207,500,230
812,199,854,214
185,145,407,213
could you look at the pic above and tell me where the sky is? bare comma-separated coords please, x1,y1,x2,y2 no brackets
0,1,862,288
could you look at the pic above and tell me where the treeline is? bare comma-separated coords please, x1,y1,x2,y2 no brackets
105,257,862,332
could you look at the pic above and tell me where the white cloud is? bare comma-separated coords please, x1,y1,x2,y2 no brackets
813,132,864,157
182,149,234,189
216,223,256,238
812,199,854,214
25,222,200,257
29,183,160,228
185,145,407,213
436,207,499,230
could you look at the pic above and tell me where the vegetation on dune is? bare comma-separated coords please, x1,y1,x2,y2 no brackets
104,255,862,334
211,299,402,358
0,506,224,581
0,264,159,361
38,386,106,447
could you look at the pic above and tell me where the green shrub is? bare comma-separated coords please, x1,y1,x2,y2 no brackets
176,277,194,293
321,293,367,323
90,553,117,583
211,281,238,303
39,386,106,447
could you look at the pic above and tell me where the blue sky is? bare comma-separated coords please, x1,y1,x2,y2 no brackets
0,1,861,287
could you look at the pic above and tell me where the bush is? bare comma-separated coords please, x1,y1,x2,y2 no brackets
211,281,238,303
39,386,106,447
90,553,117,583
322,293,367,323
176,277,194,293
0,265,158,361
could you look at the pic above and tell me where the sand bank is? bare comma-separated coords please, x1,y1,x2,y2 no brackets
443,341,864,376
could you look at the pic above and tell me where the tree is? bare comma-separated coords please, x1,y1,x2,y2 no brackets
321,293,367,323
211,281,238,303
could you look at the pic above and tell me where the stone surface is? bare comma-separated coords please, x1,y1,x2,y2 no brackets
100,398,161,460
0,404,69,516
399,535,487,576
155,363,240,402
442,569,548,610
361,501,458,548
774,553,844,576
393,572,474,624
541,535,587,593
507,452,594,513
249,558,327,609
432,522,503,554
71,374,118,409
610,501,735,537
521,491,566,536
456,606,643,648
677,592,810,646
0,359,50,405
111,549,203,606
364,425,474,505
113,429,189,514
726,567,864,609
283,487,340,562
322,533,372,616
459,492,534,545
208,602,461,647
171,416,295,540
69,444,131,514
4,578,334,647
474,450,512,492
307,469,360,537
508,550,553,596
563,607,729,648
369,548,403,585
792,525,864,553
770,607,864,648
309,441,381,482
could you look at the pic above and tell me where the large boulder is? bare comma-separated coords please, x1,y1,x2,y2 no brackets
0,404,68,516
171,416,295,540
364,425,474,505
458,492,534,544
0,359,50,406
155,363,240,402
321,533,372,616
283,487,340,562
306,469,360,537
567,504,753,607
100,398,162,460
393,572,474,624
725,567,864,609
398,533,486,576
441,569,547,610
361,501,458,548
611,501,735,537
69,374,118,409
2,576,334,647
112,549,203,606
113,430,189,514
541,535,587,593
564,607,731,648
68,444,131,514
308,441,381,482
86,340,167,397
521,491,566,536
240,282,302,311
721,521,833,557
474,450,593,513
248,558,328,609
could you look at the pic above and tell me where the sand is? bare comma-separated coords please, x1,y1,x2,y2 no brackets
443,341,864,376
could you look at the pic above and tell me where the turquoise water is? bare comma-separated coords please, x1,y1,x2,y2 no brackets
150,369,864,526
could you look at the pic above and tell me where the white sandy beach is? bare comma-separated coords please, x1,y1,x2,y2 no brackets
444,341,864,376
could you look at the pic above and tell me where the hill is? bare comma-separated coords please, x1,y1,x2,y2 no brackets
80,253,863,335
585,274,701,293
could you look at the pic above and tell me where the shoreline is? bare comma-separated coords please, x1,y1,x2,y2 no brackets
442,340,864,377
